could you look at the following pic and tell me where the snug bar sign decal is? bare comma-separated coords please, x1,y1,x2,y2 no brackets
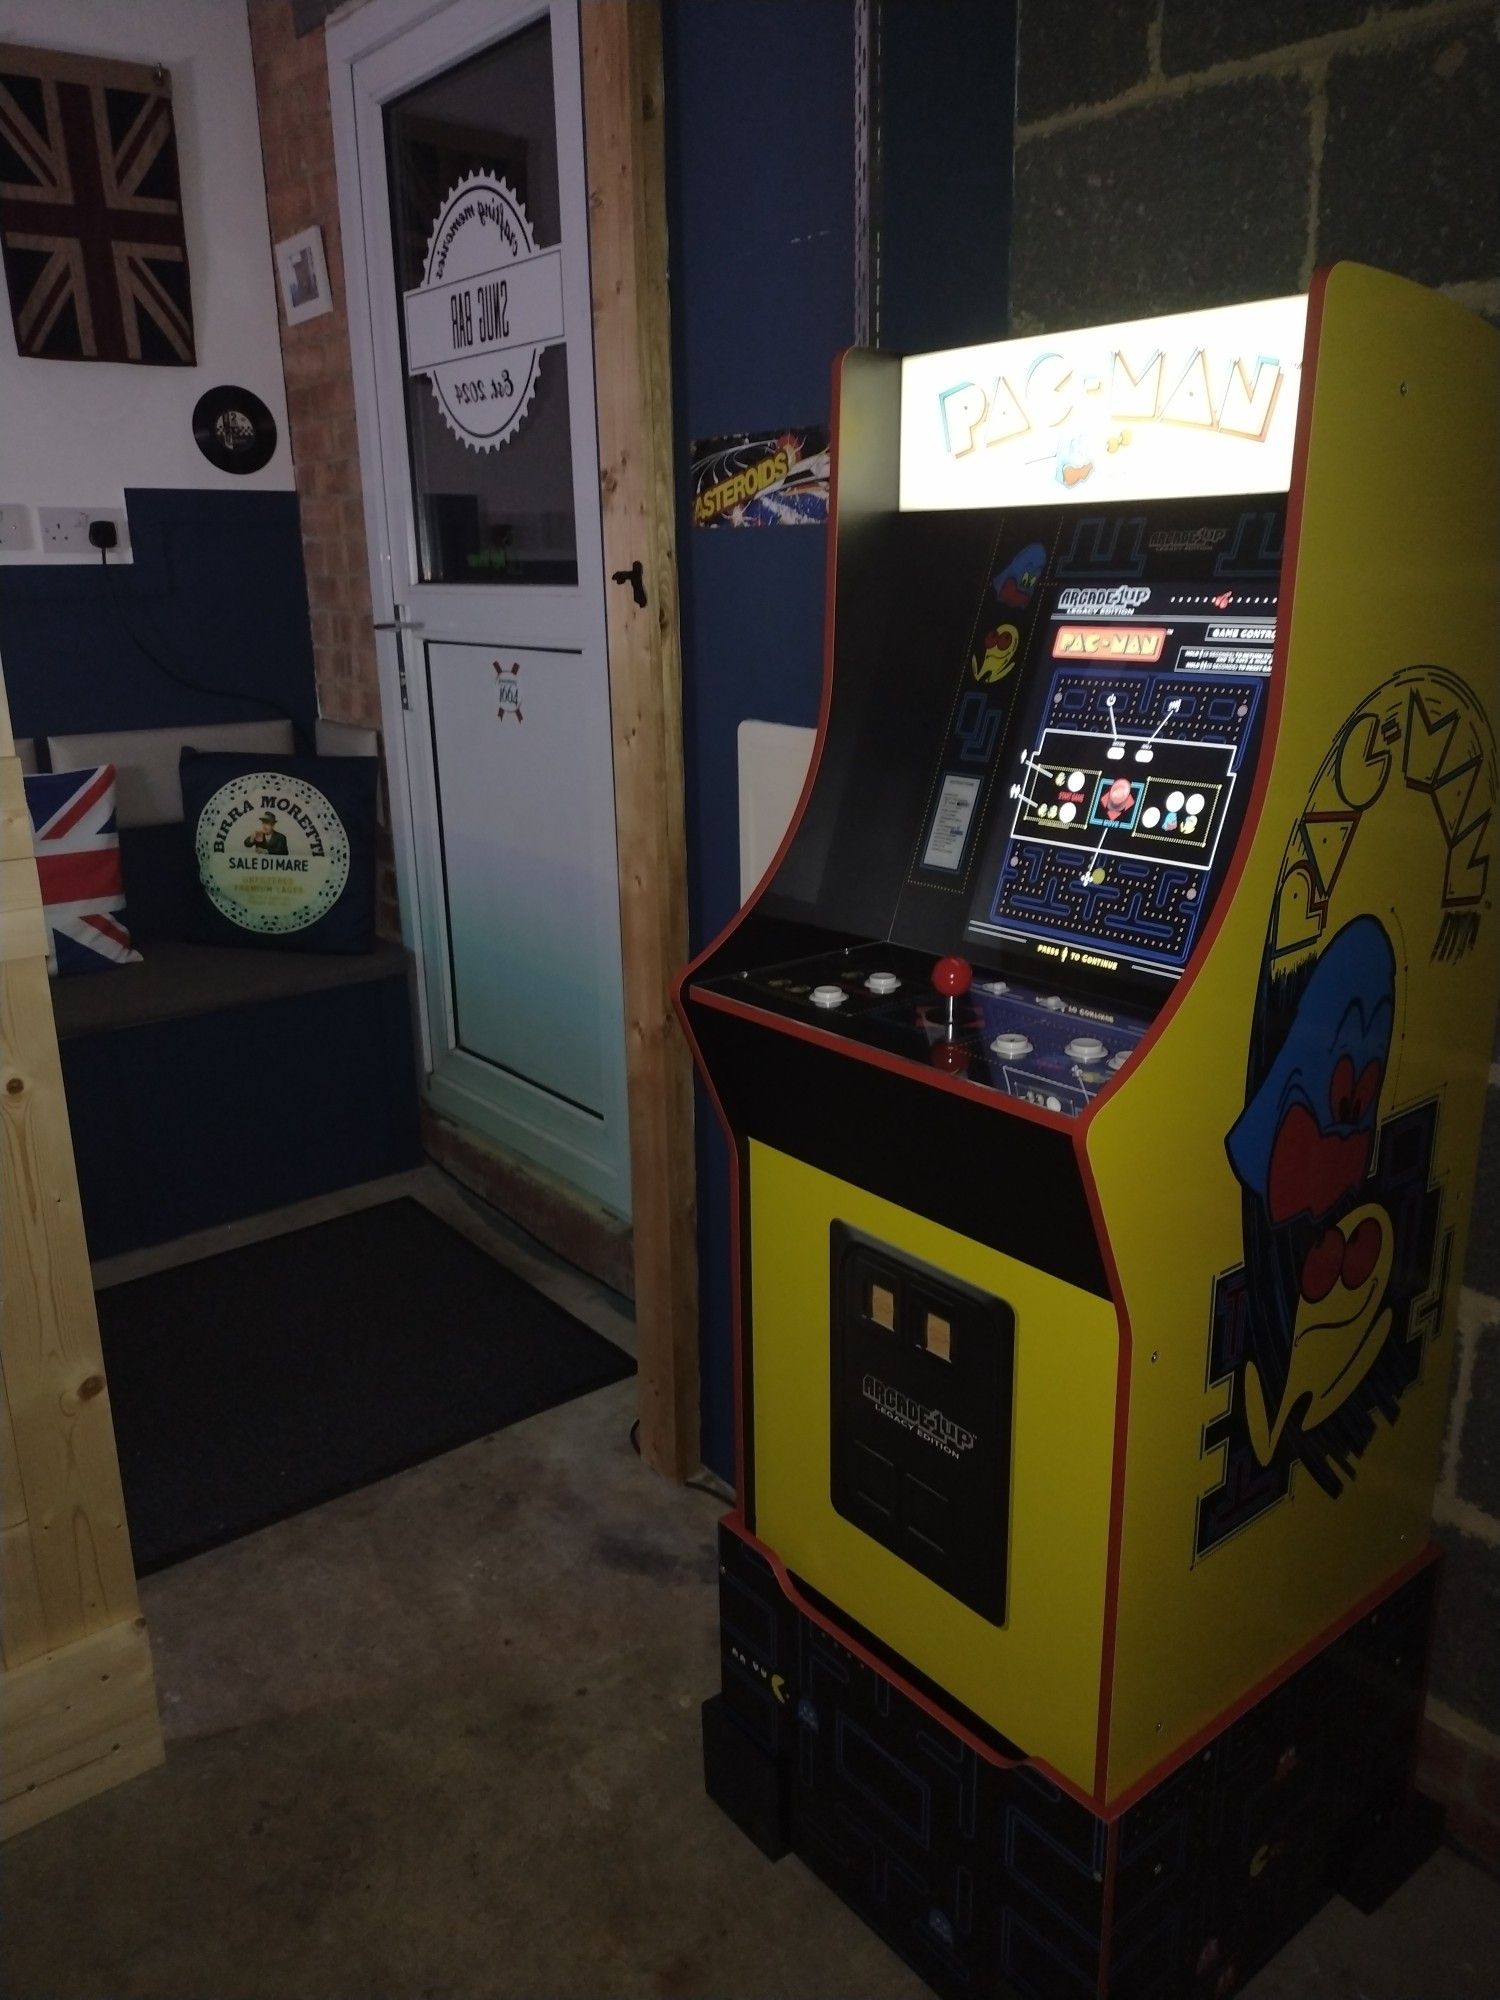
403,173,564,452
898,294,1308,509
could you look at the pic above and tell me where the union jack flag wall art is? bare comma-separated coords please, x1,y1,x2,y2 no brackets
0,43,195,364
24,765,141,976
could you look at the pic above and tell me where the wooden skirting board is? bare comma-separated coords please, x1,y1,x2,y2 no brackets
0,679,164,1840
1,1617,162,1840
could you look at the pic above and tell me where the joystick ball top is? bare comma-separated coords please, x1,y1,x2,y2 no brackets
932,956,973,999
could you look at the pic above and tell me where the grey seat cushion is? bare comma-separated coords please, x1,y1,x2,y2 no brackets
50,938,411,1041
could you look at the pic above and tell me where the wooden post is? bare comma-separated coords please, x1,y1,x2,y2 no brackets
581,1,700,1480
0,666,163,1838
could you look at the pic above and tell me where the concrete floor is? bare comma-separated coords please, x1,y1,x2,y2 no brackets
4,1172,1498,2000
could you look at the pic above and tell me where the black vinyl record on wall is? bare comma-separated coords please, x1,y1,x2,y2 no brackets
192,385,278,475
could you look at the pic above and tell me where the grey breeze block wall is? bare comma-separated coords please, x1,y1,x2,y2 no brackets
1012,0,1500,1867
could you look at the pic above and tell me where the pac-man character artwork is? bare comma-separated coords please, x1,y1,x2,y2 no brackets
973,623,1020,684
1195,666,1495,1556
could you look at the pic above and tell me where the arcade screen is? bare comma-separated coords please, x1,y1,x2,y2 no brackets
964,507,1282,988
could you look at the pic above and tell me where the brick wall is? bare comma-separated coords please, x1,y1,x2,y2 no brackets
1012,0,1500,1871
245,0,400,933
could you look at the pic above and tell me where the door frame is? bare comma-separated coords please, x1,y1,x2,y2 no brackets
327,0,699,1479
337,0,632,1216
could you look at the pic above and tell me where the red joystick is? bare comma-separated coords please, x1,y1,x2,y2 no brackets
932,955,972,1038
932,956,972,999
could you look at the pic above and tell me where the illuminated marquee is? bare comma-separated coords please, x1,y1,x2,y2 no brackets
898,295,1308,510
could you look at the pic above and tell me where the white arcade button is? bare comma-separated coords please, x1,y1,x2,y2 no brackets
1107,1050,1130,1071
1039,994,1066,1012
1065,1035,1108,1064
990,1032,1034,1060
810,985,847,1009
865,971,900,994
977,978,1009,996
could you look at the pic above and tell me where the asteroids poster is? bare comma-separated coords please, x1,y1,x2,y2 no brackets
690,427,830,527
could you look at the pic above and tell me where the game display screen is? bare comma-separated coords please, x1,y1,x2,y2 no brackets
964,509,1281,986
700,492,1290,1113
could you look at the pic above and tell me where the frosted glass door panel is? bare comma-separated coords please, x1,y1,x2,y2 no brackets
425,640,615,1116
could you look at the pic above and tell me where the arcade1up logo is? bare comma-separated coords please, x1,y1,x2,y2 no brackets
897,295,1308,511
862,1374,977,1459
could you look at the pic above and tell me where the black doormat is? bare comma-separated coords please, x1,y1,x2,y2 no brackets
97,1197,634,1574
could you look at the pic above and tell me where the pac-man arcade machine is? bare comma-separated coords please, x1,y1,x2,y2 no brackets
675,265,1499,1999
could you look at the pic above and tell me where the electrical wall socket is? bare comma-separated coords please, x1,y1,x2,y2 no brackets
39,507,95,553
37,506,131,558
0,503,35,551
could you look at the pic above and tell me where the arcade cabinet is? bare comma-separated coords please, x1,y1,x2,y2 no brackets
675,265,1499,1999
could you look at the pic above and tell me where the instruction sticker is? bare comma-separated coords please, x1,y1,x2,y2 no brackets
923,774,981,871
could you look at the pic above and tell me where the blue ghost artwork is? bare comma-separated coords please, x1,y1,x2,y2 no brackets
1225,915,1404,1480
1227,915,1395,1227
992,542,1047,609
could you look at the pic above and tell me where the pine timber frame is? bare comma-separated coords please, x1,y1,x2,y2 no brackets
0,663,164,1839
580,1,699,1479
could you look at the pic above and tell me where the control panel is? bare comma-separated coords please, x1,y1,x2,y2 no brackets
708,942,1149,1118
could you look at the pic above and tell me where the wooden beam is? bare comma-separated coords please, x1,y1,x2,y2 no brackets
581,1,700,1481
0,757,48,969
0,1616,163,1841
1,773,141,1645
1,1371,48,1674
0,658,163,1832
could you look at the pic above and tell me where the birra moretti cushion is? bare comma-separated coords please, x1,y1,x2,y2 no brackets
179,750,378,953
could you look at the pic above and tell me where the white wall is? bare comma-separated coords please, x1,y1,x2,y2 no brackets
0,0,293,563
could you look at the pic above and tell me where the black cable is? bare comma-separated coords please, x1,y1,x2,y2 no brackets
97,544,306,748
627,1415,734,1500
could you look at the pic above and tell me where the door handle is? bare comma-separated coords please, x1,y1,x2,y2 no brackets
611,560,647,609
373,617,423,631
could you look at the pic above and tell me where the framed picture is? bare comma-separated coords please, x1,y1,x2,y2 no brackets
274,224,333,326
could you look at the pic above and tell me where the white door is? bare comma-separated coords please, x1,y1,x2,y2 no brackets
331,0,630,1218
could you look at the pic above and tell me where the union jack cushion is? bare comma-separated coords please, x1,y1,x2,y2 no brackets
23,765,141,976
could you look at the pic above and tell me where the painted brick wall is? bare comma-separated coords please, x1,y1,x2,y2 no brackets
1012,0,1500,1871
245,0,398,933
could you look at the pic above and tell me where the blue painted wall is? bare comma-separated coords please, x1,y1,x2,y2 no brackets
665,1,1018,1480
663,0,858,1476
0,489,319,750
880,0,1016,354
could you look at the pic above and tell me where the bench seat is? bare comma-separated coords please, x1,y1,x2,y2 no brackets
51,937,412,1040
32,721,423,1261
60,943,421,1262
